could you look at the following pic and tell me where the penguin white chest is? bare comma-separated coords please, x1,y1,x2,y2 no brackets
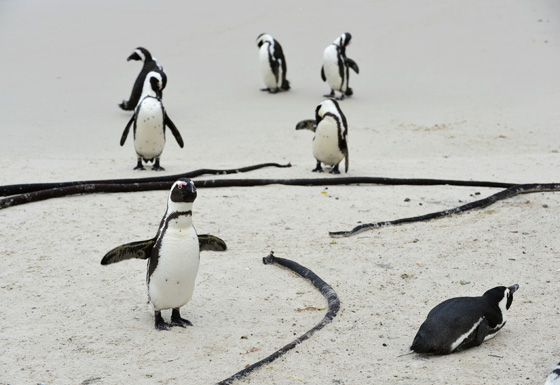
134,98,165,160
260,45,279,89
149,223,200,312
313,118,344,166
323,46,344,91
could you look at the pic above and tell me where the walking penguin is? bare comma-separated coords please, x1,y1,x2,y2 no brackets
119,47,167,111
410,284,519,354
295,99,349,174
120,71,183,171
256,33,290,93
321,32,359,100
101,178,227,330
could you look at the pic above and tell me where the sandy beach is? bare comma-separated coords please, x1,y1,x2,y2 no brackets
1,0,559,384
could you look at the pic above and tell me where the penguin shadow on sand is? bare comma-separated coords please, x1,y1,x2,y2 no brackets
101,178,227,330
409,284,519,356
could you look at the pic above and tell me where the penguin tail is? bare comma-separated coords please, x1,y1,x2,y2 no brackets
345,87,353,97
281,79,290,91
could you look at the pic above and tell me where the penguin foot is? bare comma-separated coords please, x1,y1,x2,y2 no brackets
171,308,193,328
329,164,341,174
335,94,345,101
260,88,271,92
312,162,324,173
152,159,165,171
134,159,145,170
323,90,335,98
154,311,170,330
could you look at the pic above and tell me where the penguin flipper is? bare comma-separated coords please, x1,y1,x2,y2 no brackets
346,57,359,74
164,113,184,148
295,119,316,132
321,66,326,82
120,115,135,146
101,238,155,265
198,234,227,252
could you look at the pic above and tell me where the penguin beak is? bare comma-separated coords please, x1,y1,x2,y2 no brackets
508,284,519,293
126,52,141,61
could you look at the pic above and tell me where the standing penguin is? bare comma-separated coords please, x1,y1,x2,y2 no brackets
120,71,183,171
295,99,349,174
119,47,167,111
256,33,290,93
321,32,359,100
101,178,227,330
411,284,519,354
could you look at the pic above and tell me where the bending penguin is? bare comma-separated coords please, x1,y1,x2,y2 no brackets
410,284,519,354
101,178,227,330
321,32,359,100
295,99,349,174
256,33,290,93
119,47,167,111
120,71,183,171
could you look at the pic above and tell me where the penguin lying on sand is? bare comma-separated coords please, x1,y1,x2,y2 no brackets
101,178,227,330
119,47,167,111
256,33,290,93
545,362,560,385
296,99,349,174
321,32,359,100
120,71,183,171
411,284,519,354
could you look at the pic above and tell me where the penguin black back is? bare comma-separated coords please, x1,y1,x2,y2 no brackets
411,284,519,354
119,47,167,111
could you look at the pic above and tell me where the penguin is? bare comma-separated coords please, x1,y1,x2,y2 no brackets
119,47,167,111
410,284,519,354
295,99,349,174
545,362,560,385
256,33,290,93
321,32,359,100
120,71,183,171
101,178,227,330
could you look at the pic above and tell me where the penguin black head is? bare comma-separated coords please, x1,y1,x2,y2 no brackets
483,284,519,311
149,74,163,99
170,178,197,204
256,33,273,48
127,47,152,62
315,99,346,127
334,33,352,48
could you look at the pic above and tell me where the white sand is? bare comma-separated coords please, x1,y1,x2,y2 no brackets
1,0,559,384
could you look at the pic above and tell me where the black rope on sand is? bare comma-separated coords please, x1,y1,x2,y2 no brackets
0,175,517,210
329,183,560,238
0,162,292,197
216,252,340,385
